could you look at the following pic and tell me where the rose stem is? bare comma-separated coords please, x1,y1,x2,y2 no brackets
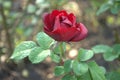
60,42,65,59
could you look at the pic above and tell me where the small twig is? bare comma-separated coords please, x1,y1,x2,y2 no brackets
0,5,13,54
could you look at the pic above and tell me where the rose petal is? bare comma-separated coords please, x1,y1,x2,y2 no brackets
68,13,76,26
49,10,70,31
59,10,68,16
53,15,61,31
42,13,53,31
60,23,71,28
70,23,88,41
62,18,72,26
44,27,79,41
49,10,60,26
44,27,61,41
51,10,60,16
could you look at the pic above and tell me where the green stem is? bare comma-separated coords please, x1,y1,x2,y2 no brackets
60,42,64,59
88,69,93,80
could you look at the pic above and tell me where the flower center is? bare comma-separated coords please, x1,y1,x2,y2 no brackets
60,16,72,27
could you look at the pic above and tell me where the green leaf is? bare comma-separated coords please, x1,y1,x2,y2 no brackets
116,0,120,1
110,6,119,14
106,71,120,80
99,66,106,74
88,61,107,80
92,45,112,54
72,60,88,76
78,48,94,61
64,60,72,73
54,66,64,76
29,47,50,63
36,32,54,49
78,67,105,80
97,3,111,15
103,49,119,61
62,74,77,80
77,72,91,80
11,41,37,60
112,44,120,55
50,53,60,63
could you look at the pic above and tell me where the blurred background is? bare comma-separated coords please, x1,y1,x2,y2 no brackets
0,0,120,80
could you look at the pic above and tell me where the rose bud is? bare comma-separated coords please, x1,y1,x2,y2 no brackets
43,10,88,42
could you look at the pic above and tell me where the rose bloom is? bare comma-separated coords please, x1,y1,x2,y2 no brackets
43,10,88,42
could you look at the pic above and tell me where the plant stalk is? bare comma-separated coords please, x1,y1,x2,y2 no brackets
0,5,13,54
60,42,65,59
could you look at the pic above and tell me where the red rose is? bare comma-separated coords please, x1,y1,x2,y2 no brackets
43,10,88,42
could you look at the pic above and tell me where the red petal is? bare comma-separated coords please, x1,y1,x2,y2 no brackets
49,10,60,26
62,18,72,26
51,10,60,16
42,13,53,31
59,10,68,16
53,15,61,31
60,23,70,28
43,10,60,31
68,13,76,26
44,27,79,41
49,10,68,25
70,23,88,41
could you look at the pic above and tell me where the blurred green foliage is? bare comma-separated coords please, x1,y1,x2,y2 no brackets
97,0,120,15
0,0,120,54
